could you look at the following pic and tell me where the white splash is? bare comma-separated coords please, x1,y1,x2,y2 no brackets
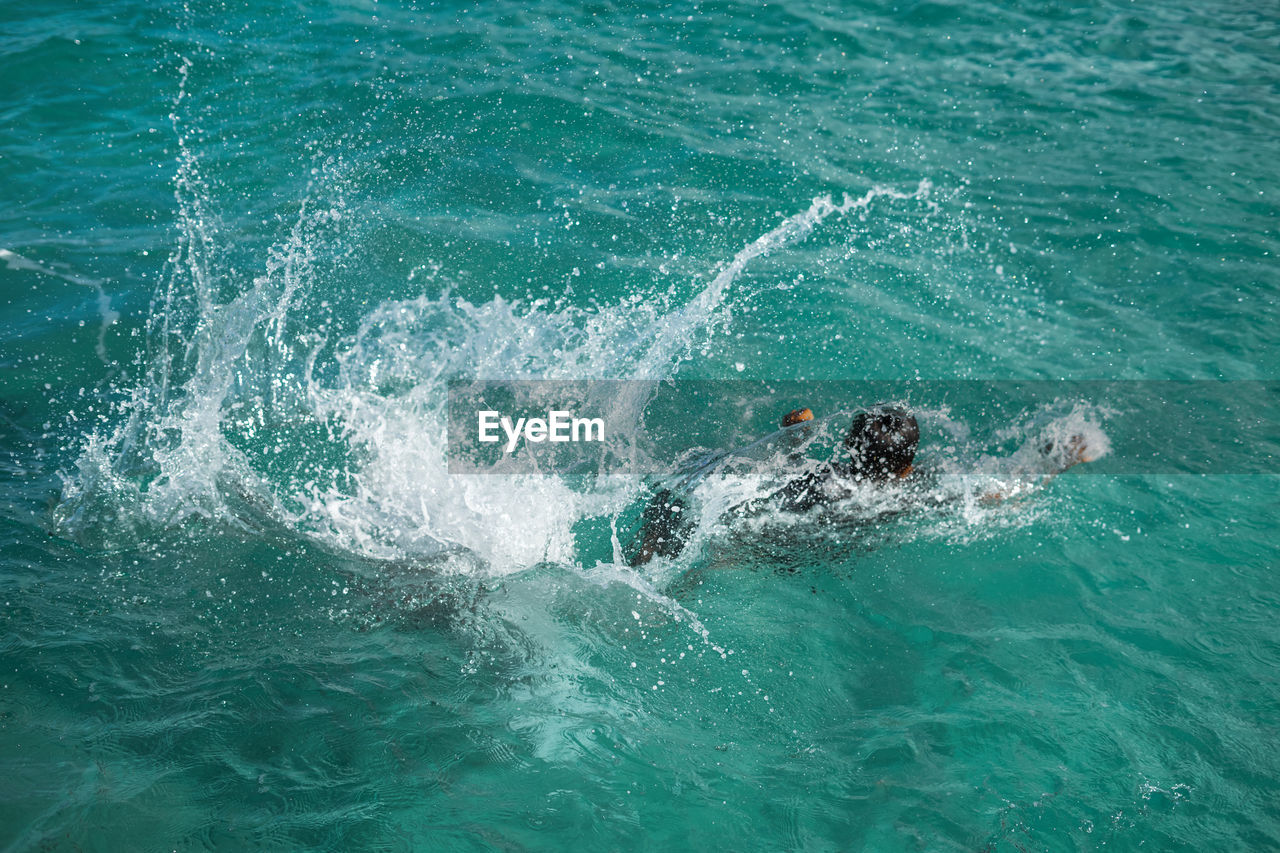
54,80,941,578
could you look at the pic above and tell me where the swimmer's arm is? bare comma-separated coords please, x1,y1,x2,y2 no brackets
979,434,1095,504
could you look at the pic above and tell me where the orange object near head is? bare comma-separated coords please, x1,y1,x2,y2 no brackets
781,408,814,427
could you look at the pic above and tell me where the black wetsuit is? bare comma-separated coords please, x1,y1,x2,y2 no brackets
770,461,854,513
627,432,1077,566
628,460,857,566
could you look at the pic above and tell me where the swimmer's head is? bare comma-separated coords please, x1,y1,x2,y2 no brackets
843,405,918,481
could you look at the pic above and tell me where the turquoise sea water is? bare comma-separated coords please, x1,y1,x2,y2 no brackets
3,0,1279,849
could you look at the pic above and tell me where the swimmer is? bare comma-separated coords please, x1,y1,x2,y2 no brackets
627,404,1093,566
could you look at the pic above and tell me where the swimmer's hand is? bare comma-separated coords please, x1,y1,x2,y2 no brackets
981,434,1094,504
1041,433,1096,471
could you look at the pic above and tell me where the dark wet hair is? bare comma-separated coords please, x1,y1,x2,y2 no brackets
843,406,919,480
